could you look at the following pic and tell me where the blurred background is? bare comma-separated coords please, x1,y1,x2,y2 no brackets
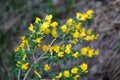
0,0,120,80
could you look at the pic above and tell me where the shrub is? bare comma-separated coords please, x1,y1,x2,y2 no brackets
14,10,99,80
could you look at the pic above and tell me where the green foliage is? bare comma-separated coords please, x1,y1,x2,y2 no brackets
116,43,120,51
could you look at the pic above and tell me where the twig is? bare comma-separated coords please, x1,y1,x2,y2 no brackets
23,32,63,80
18,69,21,80
23,67,32,80
23,37,57,80
33,53,36,61
34,38,57,63
22,56,48,80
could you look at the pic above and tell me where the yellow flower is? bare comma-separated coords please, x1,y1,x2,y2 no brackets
45,14,52,21
90,35,96,41
44,28,50,34
28,23,34,32
64,70,70,78
61,25,67,33
16,61,22,67
72,52,79,58
74,74,80,80
81,47,89,55
87,29,92,35
21,37,30,47
70,39,78,44
21,36,25,40
52,28,58,38
14,47,20,52
88,49,94,58
71,67,78,74
73,30,79,38
67,18,73,26
19,43,25,50
42,45,49,52
65,44,72,54
75,23,82,30
23,53,27,60
53,45,60,53
35,17,41,23
80,32,86,38
80,14,88,21
84,36,91,41
66,44,72,49
58,52,64,58
80,63,88,72
21,36,30,47
95,50,99,55
76,12,82,19
51,21,58,28
87,10,93,15
86,10,93,19
84,34,98,41
44,64,50,71
65,49,71,54
55,72,62,79
50,47,54,55
40,22,49,31
33,37,42,43
34,70,41,78
21,62,29,70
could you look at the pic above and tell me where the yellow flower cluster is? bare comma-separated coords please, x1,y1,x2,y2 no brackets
15,36,30,52
14,36,30,70
54,63,88,80
60,10,99,44
49,44,72,57
44,64,50,71
76,10,93,21
81,46,99,58
34,15,59,38
45,44,74,58
41,43,99,60
14,14,58,70
16,61,29,70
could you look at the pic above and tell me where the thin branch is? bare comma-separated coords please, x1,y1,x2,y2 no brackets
34,38,57,63
23,67,32,80
22,32,63,80
18,69,21,80
33,53,36,61
23,37,57,80
22,56,48,80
